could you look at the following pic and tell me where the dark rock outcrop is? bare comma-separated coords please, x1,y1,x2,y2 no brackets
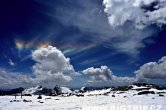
138,91,155,95
112,86,133,91
0,87,24,96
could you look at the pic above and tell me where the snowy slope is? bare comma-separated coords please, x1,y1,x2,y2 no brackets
0,92,165,110
22,86,72,95
1,85,166,110
22,86,43,95
60,87,72,94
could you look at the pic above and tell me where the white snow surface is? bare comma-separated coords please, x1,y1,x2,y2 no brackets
60,87,72,94
0,88,166,110
84,88,111,96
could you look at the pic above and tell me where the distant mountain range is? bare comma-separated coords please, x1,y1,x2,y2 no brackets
0,83,166,96
0,87,24,95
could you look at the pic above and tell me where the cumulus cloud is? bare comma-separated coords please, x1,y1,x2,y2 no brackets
113,76,136,83
135,56,166,80
83,66,136,84
0,46,81,88
0,70,33,89
32,46,79,85
3,45,166,88
83,66,114,82
0,64,136,88
103,0,166,29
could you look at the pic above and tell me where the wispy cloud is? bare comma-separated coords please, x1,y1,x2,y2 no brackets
8,59,15,66
36,0,165,57
61,44,95,56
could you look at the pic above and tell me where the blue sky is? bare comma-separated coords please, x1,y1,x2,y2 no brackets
0,0,166,88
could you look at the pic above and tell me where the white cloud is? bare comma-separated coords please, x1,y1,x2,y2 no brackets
0,46,81,88
32,46,79,86
0,64,136,88
113,76,136,83
47,0,160,56
3,45,166,88
0,70,33,89
82,66,114,82
83,66,136,84
8,59,15,66
135,56,166,80
103,0,166,29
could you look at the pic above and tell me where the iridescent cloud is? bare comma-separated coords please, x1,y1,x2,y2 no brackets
15,39,51,50
15,40,25,50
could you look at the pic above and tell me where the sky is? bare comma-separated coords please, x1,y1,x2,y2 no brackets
0,0,166,89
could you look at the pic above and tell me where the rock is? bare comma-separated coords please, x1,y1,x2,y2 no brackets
10,100,21,102
23,94,32,96
38,101,44,103
80,87,88,93
0,87,24,96
159,94,164,97
76,94,84,97
34,87,52,95
53,85,62,95
45,97,51,100
112,86,132,91
23,99,32,102
124,96,127,98
138,91,155,95
52,86,72,96
22,86,51,96
112,95,115,97
37,95,42,99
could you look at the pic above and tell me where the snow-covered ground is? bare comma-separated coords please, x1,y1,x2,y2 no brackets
0,90,166,110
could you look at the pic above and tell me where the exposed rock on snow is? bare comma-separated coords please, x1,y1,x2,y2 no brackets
80,87,87,93
52,85,72,96
37,95,42,99
22,86,51,96
137,91,155,95
112,86,133,91
22,85,72,96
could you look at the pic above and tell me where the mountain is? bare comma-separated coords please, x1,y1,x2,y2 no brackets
0,87,24,96
51,85,72,96
22,86,52,96
78,83,166,97
1,83,165,96
22,85,72,96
